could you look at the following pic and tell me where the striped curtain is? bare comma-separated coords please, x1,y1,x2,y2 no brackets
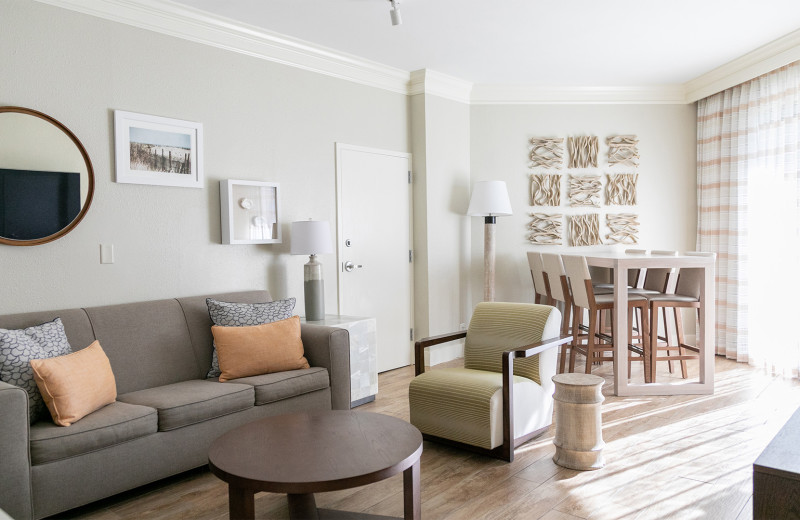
697,61,800,375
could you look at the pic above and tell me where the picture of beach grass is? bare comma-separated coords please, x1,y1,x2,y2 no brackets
129,126,192,175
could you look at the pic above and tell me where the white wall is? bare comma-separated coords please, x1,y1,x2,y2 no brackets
411,93,471,363
469,104,698,304
0,1,408,314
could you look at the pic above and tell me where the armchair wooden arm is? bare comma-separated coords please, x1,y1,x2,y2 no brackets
414,331,467,376
500,334,573,461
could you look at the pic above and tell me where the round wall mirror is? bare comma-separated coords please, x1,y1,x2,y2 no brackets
0,106,94,246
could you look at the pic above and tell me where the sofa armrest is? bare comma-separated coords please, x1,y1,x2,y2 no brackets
301,324,351,410
0,381,33,520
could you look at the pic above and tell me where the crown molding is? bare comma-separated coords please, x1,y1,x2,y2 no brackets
409,70,473,103
685,28,800,102
34,0,411,95
470,84,688,104
34,0,800,105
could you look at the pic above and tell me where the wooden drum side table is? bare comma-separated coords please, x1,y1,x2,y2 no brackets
208,411,423,520
551,373,605,471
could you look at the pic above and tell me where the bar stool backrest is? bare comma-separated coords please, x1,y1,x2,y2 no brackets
541,253,568,302
562,255,593,309
675,252,717,299
643,268,671,292
651,250,678,256
625,249,648,254
527,252,549,299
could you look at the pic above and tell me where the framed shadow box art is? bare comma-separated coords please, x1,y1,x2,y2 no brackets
114,110,203,188
220,180,281,244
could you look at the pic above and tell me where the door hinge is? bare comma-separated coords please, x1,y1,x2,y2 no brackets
410,328,414,341
408,170,412,184
409,249,413,263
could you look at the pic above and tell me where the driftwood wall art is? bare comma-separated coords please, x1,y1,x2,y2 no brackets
606,214,639,244
567,136,598,168
569,214,601,246
530,174,561,206
529,137,565,169
567,175,601,207
606,173,638,205
607,135,639,167
527,213,563,245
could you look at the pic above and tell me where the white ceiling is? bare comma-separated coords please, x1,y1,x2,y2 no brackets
174,0,800,87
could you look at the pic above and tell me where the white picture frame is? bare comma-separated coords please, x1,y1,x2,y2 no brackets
114,110,203,188
220,179,281,244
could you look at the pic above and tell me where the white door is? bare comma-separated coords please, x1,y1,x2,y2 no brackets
335,144,413,373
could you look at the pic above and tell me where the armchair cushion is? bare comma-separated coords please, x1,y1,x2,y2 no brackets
409,368,549,450
464,302,559,385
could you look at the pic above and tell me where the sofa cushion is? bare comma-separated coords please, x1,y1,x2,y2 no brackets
227,367,330,405
206,297,296,378
30,401,157,465
0,317,73,423
117,380,254,431
31,340,117,427
212,316,309,382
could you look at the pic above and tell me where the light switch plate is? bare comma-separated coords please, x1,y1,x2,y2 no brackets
100,244,114,264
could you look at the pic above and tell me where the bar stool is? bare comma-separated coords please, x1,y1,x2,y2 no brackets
646,252,715,382
561,255,650,378
541,253,573,373
526,252,550,304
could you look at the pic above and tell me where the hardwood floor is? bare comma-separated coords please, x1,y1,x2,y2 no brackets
63,356,800,520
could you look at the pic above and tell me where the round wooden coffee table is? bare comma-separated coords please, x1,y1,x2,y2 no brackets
208,410,423,520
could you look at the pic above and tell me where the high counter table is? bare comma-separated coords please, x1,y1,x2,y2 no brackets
582,252,715,396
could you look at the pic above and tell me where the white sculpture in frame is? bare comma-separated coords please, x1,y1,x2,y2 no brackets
529,137,564,169
220,179,281,244
606,214,639,244
567,136,598,168
607,135,640,167
606,173,638,206
530,174,561,206
527,213,563,245
568,175,601,207
569,214,601,246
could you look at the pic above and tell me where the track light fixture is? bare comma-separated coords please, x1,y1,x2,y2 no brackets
389,0,402,26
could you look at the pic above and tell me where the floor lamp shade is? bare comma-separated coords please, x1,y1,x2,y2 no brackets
467,181,512,302
291,220,333,321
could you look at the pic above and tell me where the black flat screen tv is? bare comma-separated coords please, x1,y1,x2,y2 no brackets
0,168,80,241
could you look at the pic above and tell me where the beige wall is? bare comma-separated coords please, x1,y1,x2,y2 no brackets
469,103,698,305
0,1,408,314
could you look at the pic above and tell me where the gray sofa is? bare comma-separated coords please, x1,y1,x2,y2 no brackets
0,290,351,520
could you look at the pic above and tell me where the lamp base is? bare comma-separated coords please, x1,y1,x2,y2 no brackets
304,255,325,321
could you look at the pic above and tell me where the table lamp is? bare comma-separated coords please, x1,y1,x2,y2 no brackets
467,181,512,301
291,220,333,321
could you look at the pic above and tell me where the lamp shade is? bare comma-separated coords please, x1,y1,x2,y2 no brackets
467,181,513,216
290,220,333,255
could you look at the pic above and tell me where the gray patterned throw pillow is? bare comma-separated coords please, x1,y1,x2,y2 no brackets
206,297,296,378
0,317,73,423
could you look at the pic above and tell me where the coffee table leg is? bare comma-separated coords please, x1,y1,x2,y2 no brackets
228,485,255,520
287,493,318,520
403,460,421,520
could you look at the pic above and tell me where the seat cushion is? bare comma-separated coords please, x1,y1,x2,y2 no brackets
594,293,648,304
30,401,157,465
646,294,699,303
117,380,254,431
408,368,551,450
227,367,329,405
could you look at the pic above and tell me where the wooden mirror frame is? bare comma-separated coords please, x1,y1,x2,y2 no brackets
0,106,95,246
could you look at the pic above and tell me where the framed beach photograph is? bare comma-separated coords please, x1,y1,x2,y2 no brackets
114,110,203,188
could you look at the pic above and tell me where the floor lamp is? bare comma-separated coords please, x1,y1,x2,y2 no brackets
291,220,333,321
467,181,512,302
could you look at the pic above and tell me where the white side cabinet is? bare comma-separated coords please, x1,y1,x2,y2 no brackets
300,315,378,407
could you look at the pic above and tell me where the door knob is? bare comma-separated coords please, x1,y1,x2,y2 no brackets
344,261,363,272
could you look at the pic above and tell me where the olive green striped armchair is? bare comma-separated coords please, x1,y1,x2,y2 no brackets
408,302,572,462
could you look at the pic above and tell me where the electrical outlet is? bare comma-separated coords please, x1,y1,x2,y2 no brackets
459,323,467,331
100,244,114,264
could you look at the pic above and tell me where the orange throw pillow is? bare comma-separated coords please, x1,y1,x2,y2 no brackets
211,315,310,382
30,340,117,427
